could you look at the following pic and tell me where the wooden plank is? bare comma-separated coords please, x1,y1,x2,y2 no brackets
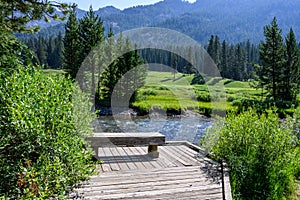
78,174,218,192
136,146,169,168
86,132,165,147
159,146,184,167
78,168,221,192
97,147,111,172
70,143,232,200
105,187,222,200
115,147,138,170
157,150,178,168
176,145,204,164
109,147,130,171
102,147,120,171
122,147,147,170
160,146,191,166
82,185,222,199
167,145,200,166
89,166,204,180
129,147,153,169
135,147,162,168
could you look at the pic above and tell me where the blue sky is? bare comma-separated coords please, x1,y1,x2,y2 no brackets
62,0,196,10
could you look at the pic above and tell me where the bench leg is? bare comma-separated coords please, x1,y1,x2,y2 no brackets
93,147,99,159
148,144,159,158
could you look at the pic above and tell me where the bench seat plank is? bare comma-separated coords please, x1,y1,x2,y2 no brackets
87,132,165,147
86,132,166,158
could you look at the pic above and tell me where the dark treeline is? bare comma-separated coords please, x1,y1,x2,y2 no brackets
139,48,197,74
22,33,63,69
23,33,260,82
138,38,260,81
207,35,260,81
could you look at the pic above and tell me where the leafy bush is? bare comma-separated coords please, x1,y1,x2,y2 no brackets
224,79,234,85
191,74,205,85
227,96,238,102
0,67,95,199
142,89,158,96
0,28,34,75
201,109,300,199
294,106,300,139
206,77,223,85
196,92,211,102
156,86,169,90
231,98,294,116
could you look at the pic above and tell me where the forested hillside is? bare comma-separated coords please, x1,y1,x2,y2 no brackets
17,0,300,44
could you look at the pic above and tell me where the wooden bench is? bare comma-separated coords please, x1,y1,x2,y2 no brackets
86,132,165,158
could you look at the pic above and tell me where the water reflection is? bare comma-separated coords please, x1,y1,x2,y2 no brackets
94,116,213,145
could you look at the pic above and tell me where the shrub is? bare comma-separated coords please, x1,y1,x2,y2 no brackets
294,106,300,139
196,92,211,102
0,67,95,199
201,109,300,199
156,86,169,90
142,89,158,96
191,74,205,85
224,79,234,85
231,98,294,116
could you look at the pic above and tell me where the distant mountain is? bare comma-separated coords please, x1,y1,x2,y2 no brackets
18,0,300,44
157,0,300,43
98,0,194,31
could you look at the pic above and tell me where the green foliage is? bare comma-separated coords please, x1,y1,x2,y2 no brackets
142,89,158,96
63,7,80,78
201,109,300,199
285,28,300,101
78,5,105,65
191,74,205,85
195,91,211,102
256,17,299,102
294,107,300,139
206,35,257,81
0,67,95,199
0,28,33,72
0,0,69,33
98,35,146,106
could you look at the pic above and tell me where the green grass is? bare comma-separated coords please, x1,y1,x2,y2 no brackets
43,69,66,75
133,71,255,116
132,71,288,116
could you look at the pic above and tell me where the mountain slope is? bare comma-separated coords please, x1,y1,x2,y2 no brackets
18,0,300,44
157,0,300,43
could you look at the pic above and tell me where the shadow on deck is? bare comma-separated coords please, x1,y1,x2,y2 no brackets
69,141,232,200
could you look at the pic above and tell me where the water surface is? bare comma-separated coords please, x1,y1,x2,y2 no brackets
94,116,213,145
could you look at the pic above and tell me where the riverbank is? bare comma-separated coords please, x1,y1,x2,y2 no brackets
96,106,211,118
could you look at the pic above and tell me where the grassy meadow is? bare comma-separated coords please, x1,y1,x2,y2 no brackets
44,69,298,116
133,71,265,116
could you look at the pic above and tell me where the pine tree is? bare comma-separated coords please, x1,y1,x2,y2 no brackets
227,45,236,80
284,28,300,101
214,35,221,68
207,35,215,61
99,27,118,102
36,36,47,67
78,5,104,64
258,17,286,101
220,40,228,78
63,7,80,79
78,6,105,101
97,33,145,106
234,44,246,80
47,37,55,67
52,32,63,69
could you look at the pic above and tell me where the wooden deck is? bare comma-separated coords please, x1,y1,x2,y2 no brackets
69,142,232,199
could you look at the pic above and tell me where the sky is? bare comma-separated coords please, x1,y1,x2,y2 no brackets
61,0,196,11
